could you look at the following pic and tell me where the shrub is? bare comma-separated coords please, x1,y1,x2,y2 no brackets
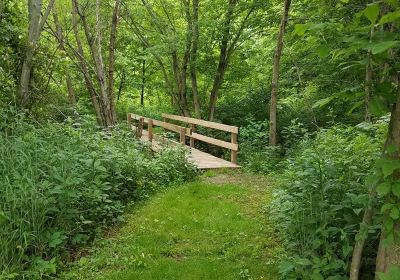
0,117,197,279
269,124,386,279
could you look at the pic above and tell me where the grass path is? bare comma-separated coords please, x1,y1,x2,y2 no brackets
61,171,281,280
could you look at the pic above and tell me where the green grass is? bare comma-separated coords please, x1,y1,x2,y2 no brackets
61,173,281,280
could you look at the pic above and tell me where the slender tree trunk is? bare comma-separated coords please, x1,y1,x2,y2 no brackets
0,0,4,17
19,0,55,107
65,75,77,106
208,59,227,121
71,0,103,125
364,27,374,123
375,73,400,277
350,190,376,280
19,48,35,107
94,0,113,126
117,70,125,101
141,57,145,106
190,0,201,119
53,12,77,108
19,0,42,107
207,0,237,121
269,0,291,145
107,0,122,123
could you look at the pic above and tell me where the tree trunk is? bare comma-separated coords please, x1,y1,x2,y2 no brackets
107,0,122,123
269,0,291,145
117,70,125,101
364,27,374,123
19,0,55,107
141,57,145,106
350,191,376,280
94,0,113,126
0,0,4,17
19,0,42,107
207,0,237,121
71,0,103,125
53,12,77,108
375,74,400,277
190,0,201,119
19,48,35,107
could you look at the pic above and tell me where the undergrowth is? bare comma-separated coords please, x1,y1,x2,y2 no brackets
0,114,197,279
268,122,387,279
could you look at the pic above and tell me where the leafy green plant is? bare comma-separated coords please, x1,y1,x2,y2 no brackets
0,115,197,279
269,124,386,279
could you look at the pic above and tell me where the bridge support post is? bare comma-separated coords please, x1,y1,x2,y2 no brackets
190,124,195,147
180,128,186,144
136,117,144,138
127,113,132,127
148,119,153,142
231,132,238,164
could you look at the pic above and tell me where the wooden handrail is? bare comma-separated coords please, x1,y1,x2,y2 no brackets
128,113,239,164
191,132,238,151
162,113,238,134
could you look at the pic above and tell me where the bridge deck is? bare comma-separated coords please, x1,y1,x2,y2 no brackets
140,130,240,170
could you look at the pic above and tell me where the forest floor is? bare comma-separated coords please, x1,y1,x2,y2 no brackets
61,170,281,280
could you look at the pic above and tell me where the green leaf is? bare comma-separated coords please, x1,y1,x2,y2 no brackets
377,182,391,196
312,96,335,109
384,217,394,231
371,41,399,54
379,10,400,25
377,159,400,178
370,96,389,116
392,182,400,197
377,265,400,280
390,207,400,220
384,232,395,247
386,144,398,155
294,24,309,36
381,203,394,214
316,45,330,58
385,0,399,8
364,4,380,24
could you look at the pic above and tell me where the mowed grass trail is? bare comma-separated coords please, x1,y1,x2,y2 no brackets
61,172,281,280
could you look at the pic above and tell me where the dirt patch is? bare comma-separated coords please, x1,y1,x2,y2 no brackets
203,170,273,189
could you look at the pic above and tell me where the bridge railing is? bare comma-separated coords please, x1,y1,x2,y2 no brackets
127,113,239,164
162,114,239,164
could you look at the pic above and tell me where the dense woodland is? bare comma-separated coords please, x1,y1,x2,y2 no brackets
1,0,400,279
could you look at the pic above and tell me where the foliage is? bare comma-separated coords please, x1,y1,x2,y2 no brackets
0,115,197,279
269,124,386,279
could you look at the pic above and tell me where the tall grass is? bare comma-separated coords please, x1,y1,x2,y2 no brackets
0,115,197,279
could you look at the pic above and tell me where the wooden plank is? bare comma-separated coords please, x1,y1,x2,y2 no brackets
162,113,238,134
129,113,149,123
188,147,241,169
140,130,240,169
191,132,238,151
152,119,191,135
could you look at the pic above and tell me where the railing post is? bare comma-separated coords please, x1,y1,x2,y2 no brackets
163,116,168,133
231,132,238,164
136,117,144,138
148,119,153,142
180,127,186,145
127,113,132,128
190,124,195,147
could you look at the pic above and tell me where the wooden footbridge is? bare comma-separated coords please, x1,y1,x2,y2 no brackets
127,113,240,169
